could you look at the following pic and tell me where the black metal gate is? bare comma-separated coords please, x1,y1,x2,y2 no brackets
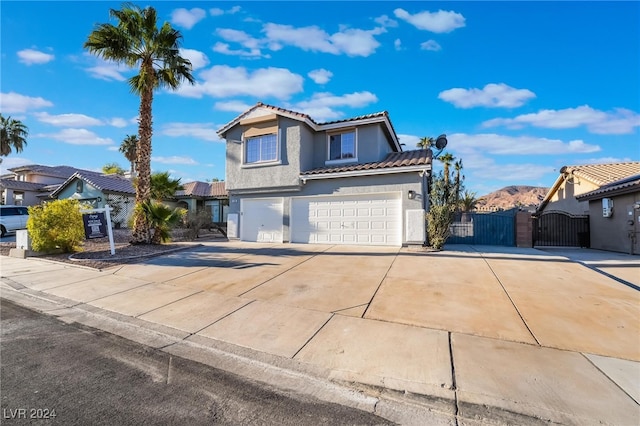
533,212,590,247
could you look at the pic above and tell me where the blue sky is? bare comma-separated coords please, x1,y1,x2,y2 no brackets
1,1,639,196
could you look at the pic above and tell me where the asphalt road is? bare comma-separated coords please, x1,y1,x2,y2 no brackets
0,299,392,425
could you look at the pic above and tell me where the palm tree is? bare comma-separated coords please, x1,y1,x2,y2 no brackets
84,4,195,244
460,191,479,212
453,159,464,201
438,152,455,187
0,115,28,161
102,162,126,175
416,136,434,150
150,171,183,201
119,134,138,175
138,200,185,244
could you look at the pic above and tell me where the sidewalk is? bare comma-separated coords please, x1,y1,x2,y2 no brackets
1,242,638,425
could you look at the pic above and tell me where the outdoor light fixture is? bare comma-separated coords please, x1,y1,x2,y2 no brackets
408,190,417,200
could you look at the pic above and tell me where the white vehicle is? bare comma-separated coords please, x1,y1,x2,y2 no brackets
0,205,29,237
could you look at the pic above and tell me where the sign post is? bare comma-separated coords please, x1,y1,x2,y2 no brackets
81,204,115,255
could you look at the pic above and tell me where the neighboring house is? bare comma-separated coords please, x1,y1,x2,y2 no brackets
576,174,640,254
535,162,640,216
168,181,229,223
0,164,95,206
217,102,431,246
50,172,136,228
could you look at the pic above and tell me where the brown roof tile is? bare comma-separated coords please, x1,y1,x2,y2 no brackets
301,149,432,176
176,181,227,198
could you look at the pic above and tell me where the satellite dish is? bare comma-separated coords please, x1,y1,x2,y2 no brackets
435,134,448,150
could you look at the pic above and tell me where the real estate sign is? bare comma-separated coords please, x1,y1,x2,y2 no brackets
82,212,107,239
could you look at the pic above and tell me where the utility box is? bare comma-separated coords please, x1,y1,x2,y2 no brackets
16,229,32,250
602,198,613,217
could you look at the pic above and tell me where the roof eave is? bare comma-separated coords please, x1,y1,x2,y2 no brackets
300,164,431,181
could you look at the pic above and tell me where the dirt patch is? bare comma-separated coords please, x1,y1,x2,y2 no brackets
0,228,226,270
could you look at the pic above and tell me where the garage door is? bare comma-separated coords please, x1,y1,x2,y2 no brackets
241,198,283,242
291,193,401,246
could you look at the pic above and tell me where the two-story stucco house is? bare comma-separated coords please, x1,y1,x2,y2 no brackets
217,103,432,246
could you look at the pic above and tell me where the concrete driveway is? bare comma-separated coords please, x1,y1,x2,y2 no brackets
2,242,639,425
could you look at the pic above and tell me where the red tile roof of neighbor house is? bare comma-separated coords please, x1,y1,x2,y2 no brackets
175,181,227,198
301,149,432,176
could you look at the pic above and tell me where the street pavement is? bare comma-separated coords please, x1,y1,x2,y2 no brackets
1,242,638,425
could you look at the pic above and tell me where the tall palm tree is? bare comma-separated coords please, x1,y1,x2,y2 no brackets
416,136,434,149
453,159,464,201
119,134,138,175
0,115,29,161
438,152,455,187
84,4,195,244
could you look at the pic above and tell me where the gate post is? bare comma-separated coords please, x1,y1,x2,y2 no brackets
516,212,533,247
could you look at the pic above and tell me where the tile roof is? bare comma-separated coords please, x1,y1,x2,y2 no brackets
216,103,401,151
7,164,97,179
562,162,640,186
576,173,640,200
0,179,49,191
51,172,135,197
301,149,432,176
175,181,228,198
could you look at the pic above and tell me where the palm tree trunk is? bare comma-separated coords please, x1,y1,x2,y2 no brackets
131,85,154,244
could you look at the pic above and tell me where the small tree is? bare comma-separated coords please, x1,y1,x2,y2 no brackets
27,200,85,252
150,171,183,201
1,115,29,162
102,162,126,175
426,170,458,250
119,134,138,175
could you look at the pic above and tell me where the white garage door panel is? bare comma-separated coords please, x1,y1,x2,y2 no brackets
241,198,283,243
291,193,401,246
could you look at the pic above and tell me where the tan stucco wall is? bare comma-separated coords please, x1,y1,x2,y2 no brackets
546,179,599,215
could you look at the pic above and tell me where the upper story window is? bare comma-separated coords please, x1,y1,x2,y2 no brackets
245,133,278,164
328,131,356,162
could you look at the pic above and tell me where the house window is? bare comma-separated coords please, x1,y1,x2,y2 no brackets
76,180,83,193
245,133,277,164
14,192,24,206
328,131,356,161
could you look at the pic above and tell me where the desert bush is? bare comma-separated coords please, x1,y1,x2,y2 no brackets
136,200,186,244
183,209,212,240
426,170,457,250
27,199,85,252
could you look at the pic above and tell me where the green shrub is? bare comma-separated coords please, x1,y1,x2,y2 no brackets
27,199,85,252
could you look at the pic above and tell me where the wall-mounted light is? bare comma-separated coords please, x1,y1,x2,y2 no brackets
408,190,417,200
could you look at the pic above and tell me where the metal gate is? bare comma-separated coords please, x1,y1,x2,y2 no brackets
532,212,590,247
448,209,517,246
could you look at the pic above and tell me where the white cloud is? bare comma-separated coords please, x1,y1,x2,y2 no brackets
109,118,128,128
582,156,634,164
212,42,264,58
176,65,303,100
34,112,103,127
394,39,403,51
482,105,640,134
0,156,32,169
308,69,333,84
420,40,442,51
17,48,54,65
214,100,253,112
84,56,129,81
209,8,224,16
228,6,241,14
262,23,383,57
397,134,421,148
170,8,206,30
294,91,379,121
160,122,224,142
374,15,398,28
179,48,209,70
394,8,466,33
152,156,198,165
0,92,53,113
448,133,601,156
439,83,536,108
37,128,114,146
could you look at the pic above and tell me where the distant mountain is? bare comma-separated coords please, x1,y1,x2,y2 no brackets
476,186,549,211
